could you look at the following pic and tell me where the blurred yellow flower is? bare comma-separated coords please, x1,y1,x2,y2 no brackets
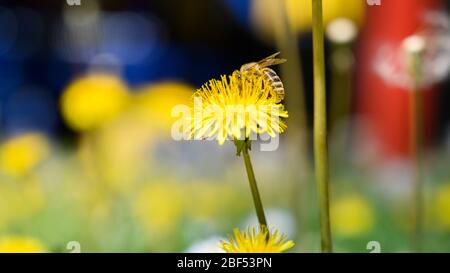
0,179,45,227
61,73,129,131
434,183,450,230
0,133,49,177
0,236,47,253
134,82,195,132
285,0,365,32
86,82,194,193
220,227,294,253
134,182,185,234
251,0,365,39
95,113,157,194
331,195,375,237
186,73,288,145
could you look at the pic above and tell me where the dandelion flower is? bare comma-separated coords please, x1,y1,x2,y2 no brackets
186,54,287,249
0,133,49,177
243,208,297,238
61,73,129,131
186,72,288,145
135,82,195,131
220,227,294,253
331,195,375,237
0,236,47,253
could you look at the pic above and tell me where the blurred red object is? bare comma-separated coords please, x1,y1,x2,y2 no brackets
355,0,442,159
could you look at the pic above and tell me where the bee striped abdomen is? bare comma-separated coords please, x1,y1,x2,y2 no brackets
262,68,284,102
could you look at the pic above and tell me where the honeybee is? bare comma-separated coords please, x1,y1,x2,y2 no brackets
238,52,287,102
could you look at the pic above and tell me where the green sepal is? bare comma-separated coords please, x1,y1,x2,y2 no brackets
234,138,252,156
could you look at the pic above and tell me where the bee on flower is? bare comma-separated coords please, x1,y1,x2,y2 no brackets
181,53,288,145
182,53,292,251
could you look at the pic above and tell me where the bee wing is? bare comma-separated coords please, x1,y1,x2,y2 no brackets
257,52,287,68
259,52,281,61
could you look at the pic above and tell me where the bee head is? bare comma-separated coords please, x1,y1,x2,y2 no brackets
232,70,241,79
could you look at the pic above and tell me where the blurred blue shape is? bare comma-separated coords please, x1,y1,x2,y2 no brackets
46,58,77,96
0,57,22,100
101,12,160,65
124,44,231,87
55,11,163,65
0,6,17,55
123,44,188,86
3,86,58,134
221,0,251,27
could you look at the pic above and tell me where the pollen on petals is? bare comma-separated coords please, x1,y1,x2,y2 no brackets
185,72,288,144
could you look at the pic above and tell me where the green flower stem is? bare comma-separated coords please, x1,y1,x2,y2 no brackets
410,51,424,252
312,0,333,253
242,146,268,229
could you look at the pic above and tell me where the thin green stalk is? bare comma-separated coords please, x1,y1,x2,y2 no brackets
409,51,424,252
312,0,332,253
242,146,268,229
